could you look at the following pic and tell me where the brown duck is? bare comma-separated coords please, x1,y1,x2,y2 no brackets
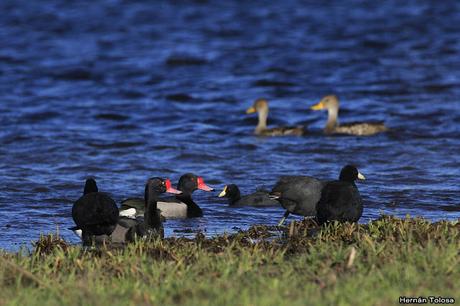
310,95,388,136
246,99,305,136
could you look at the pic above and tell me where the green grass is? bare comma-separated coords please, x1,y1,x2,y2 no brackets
1,215,459,306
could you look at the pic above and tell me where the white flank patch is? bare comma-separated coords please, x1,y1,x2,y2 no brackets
119,208,137,219
157,202,188,219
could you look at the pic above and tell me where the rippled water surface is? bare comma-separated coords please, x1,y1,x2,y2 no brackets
1,1,459,251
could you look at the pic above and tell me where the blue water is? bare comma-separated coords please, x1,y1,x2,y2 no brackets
1,1,459,251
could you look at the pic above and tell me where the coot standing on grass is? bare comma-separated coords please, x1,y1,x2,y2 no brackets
71,178,119,245
121,173,213,218
218,184,279,207
270,176,324,225
316,165,365,225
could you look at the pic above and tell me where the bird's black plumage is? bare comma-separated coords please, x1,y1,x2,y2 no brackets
219,184,279,207
72,177,177,244
141,177,166,237
72,178,119,245
316,165,364,225
112,177,171,242
271,176,324,216
83,178,98,195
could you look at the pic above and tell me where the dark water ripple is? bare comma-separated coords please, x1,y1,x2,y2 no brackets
1,1,460,250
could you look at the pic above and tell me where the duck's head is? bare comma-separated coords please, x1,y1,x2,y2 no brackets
177,173,214,195
83,177,98,195
218,184,239,199
146,177,182,195
246,98,269,114
339,165,365,182
310,95,339,111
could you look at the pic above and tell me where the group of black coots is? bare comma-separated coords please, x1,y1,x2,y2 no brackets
71,165,365,246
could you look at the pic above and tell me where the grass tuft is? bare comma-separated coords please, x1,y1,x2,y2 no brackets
33,233,70,256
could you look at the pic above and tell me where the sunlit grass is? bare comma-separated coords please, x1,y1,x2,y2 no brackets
1,215,459,306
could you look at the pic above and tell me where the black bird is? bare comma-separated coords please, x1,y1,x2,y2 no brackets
218,184,279,207
270,176,324,226
71,178,119,245
115,177,182,242
71,178,181,244
316,165,365,225
121,173,213,219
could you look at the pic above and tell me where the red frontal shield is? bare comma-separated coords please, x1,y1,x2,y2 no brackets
197,177,213,191
165,179,182,194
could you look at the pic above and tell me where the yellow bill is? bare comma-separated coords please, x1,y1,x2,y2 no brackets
218,185,228,197
310,101,324,110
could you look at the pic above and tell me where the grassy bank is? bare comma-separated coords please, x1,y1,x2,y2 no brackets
1,215,459,306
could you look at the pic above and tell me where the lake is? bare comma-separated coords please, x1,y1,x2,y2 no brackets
0,0,459,251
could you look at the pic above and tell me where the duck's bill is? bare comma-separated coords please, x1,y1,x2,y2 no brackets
166,186,182,194
218,186,227,197
246,106,256,114
357,172,366,180
165,179,182,194
310,101,324,110
197,177,214,191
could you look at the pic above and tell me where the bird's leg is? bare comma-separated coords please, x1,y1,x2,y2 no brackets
81,230,93,246
278,211,290,226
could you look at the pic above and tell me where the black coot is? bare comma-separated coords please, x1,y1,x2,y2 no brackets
316,165,365,225
218,184,279,207
71,178,119,245
270,176,324,225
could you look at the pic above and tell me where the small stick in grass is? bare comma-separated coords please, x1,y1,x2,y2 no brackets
346,246,357,269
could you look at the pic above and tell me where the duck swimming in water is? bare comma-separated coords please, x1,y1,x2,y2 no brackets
115,177,182,242
246,99,305,136
310,95,388,136
316,165,365,225
218,184,279,207
121,173,213,219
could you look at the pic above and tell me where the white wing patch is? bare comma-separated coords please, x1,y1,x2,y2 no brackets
119,208,137,219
